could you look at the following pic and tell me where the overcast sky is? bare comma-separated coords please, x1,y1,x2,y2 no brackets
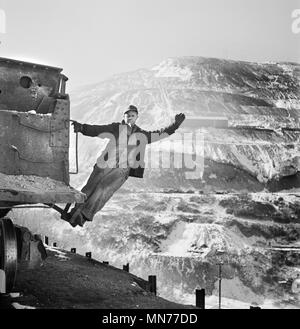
0,0,299,90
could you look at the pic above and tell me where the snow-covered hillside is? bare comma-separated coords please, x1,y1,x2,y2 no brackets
69,56,300,192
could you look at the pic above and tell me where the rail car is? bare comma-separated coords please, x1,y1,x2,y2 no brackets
0,57,85,293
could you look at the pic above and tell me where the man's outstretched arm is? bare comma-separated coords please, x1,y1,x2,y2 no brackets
142,113,186,144
72,121,119,137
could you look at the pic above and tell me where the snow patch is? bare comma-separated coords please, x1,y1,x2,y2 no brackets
12,302,36,309
164,284,299,309
152,59,193,81
277,63,294,78
159,222,251,257
27,110,52,116
153,213,176,224
275,99,300,110
212,277,264,304
46,246,70,261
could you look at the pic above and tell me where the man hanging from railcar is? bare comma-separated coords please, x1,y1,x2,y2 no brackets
63,105,185,227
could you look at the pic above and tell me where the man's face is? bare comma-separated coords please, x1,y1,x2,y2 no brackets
124,111,138,125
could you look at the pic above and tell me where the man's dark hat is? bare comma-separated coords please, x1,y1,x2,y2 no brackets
124,105,138,115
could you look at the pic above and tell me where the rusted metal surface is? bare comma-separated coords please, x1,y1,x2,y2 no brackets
0,57,85,207
0,108,69,183
0,57,62,113
0,173,85,204
0,57,70,183
50,98,70,149
15,225,47,270
0,187,85,204
0,218,18,293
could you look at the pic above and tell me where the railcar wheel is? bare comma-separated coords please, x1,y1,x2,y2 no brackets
0,218,18,293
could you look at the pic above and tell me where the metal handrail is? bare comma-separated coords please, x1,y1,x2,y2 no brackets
69,120,79,175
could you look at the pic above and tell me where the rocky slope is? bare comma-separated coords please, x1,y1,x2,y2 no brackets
10,191,300,308
3,246,193,309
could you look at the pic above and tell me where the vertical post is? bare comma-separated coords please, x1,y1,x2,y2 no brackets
218,264,222,310
86,252,92,259
123,263,129,272
44,236,49,245
71,248,76,254
0,269,6,294
148,275,157,295
195,289,205,309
